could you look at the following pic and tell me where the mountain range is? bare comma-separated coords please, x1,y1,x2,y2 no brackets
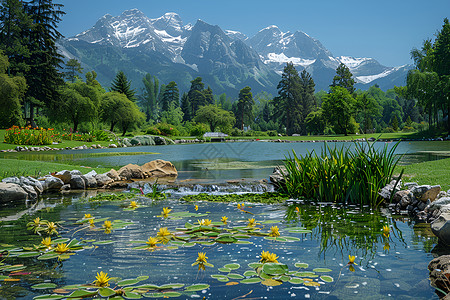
57,9,412,96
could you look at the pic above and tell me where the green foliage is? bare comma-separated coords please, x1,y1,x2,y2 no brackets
235,86,254,130
4,125,54,145
180,193,289,204
356,93,381,133
305,109,325,135
279,141,403,208
155,122,179,136
194,104,235,133
322,86,357,135
330,63,356,94
63,59,83,83
189,123,209,137
110,71,136,101
160,81,179,112
160,102,183,126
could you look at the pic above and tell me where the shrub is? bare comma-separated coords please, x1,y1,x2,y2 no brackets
145,127,161,136
267,130,277,137
156,123,179,136
231,128,243,136
4,125,55,145
382,127,395,133
279,141,403,208
402,126,415,132
190,123,209,137
92,130,110,141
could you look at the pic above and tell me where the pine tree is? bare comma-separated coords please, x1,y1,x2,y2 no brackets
330,63,356,94
180,92,191,122
236,86,254,130
63,58,83,83
25,0,65,124
141,73,159,121
298,70,316,134
204,86,214,104
110,70,136,101
187,77,207,115
160,81,179,112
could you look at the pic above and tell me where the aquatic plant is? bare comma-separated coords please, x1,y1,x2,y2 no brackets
192,252,214,270
146,237,159,248
280,140,404,207
221,216,228,224
129,201,138,209
247,218,258,227
198,219,212,226
40,237,52,249
161,207,172,218
269,226,280,237
383,225,390,238
54,243,69,254
194,205,198,211
347,255,357,272
93,271,111,287
157,227,171,238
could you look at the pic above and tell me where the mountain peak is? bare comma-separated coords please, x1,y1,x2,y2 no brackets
121,8,146,18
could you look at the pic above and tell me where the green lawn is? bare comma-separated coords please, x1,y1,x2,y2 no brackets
0,158,112,180
397,158,450,191
226,132,422,141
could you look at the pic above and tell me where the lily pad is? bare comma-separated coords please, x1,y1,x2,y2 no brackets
224,263,240,270
99,287,117,297
289,278,304,284
18,252,40,258
262,263,289,276
31,283,57,289
294,262,309,268
288,229,312,234
215,236,237,243
123,292,143,299
37,253,60,260
67,290,98,298
284,237,301,242
33,295,65,300
248,262,263,269
218,268,231,273
93,240,115,245
295,272,317,278
158,284,184,290
261,278,283,286
313,268,332,273
240,278,262,284
228,273,244,280
184,284,210,292
243,270,257,277
117,279,140,286
320,275,334,282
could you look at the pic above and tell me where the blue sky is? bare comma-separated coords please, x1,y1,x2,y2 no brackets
59,0,450,67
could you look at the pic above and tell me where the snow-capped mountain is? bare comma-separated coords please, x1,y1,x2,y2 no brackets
59,9,411,93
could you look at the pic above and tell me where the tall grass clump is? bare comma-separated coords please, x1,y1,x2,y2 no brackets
280,141,403,208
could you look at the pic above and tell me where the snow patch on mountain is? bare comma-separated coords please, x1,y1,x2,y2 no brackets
338,56,372,69
356,66,405,84
264,53,315,67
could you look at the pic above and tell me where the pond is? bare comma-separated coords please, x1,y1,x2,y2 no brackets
1,140,450,183
0,189,440,299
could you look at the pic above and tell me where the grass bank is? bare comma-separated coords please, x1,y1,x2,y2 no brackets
0,158,112,180
227,132,422,141
398,158,450,190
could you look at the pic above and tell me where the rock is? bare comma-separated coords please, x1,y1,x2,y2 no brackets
392,190,413,208
118,164,144,180
153,136,168,145
2,177,20,184
106,169,120,181
82,175,97,189
431,213,450,245
438,191,449,199
411,185,432,201
53,170,72,184
428,198,450,213
109,144,117,148
70,170,82,176
404,182,418,189
429,255,450,298
21,184,38,200
129,135,156,146
24,177,43,195
417,201,426,211
40,176,64,191
420,185,441,202
122,138,132,147
269,166,286,188
61,184,71,191
0,182,28,202
70,175,86,190
95,173,114,187
378,181,401,201
141,160,178,178
107,181,129,189
85,170,98,177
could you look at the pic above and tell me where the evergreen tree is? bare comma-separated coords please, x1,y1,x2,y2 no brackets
0,0,32,75
298,69,316,134
25,0,65,123
141,73,159,121
180,92,191,122
160,81,179,112
204,86,214,104
187,77,207,115
63,58,83,83
110,70,136,101
356,92,380,133
330,63,356,94
235,86,254,130
322,86,357,135
273,62,303,135
391,115,399,131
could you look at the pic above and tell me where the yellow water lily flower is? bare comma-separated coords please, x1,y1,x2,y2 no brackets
41,237,52,248
162,207,172,217
129,201,138,209
348,255,357,265
146,237,159,247
33,217,41,226
237,204,241,209
221,216,228,224
84,214,92,219
103,220,112,229
196,252,208,264
198,219,212,226
55,243,69,253
260,250,278,263
93,271,111,287
46,222,58,235
269,226,280,237
89,219,95,227
247,218,257,227
195,205,198,211
383,225,390,238
157,227,171,238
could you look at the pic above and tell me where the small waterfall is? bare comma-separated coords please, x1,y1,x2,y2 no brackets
133,182,275,197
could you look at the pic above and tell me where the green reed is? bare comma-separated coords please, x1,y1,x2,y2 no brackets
280,140,403,208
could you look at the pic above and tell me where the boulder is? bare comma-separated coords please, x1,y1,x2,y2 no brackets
429,255,450,298
82,175,97,189
2,177,20,184
141,160,177,178
109,144,117,148
24,177,43,195
426,197,450,213
70,175,86,190
21,184,38,200
431,212,450,245
53,170,72,184
437,191,449,200
0,182,28,202
40,176,64,191
420,185,441,202
404,182,418,189
129,135,156,146
118,164,144,180
85,170,98,177
70,170,83,176
393,190,413,208
106,169,120,181
270,166,286,188
95,173,114,187
378,180,401,200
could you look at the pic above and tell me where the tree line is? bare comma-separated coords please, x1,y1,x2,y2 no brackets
0,0,448,137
